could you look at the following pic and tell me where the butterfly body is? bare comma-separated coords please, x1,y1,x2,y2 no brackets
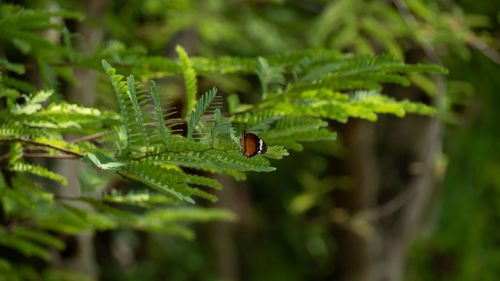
241,131,267,158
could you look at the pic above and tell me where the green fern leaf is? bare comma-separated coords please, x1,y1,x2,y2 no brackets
176,45,198,117
102,190,177,207
124,162,196,203
10,227,65,250
10,161,67,185
263,146,290,159
81,152,126,171
102,60,143,152
0,231,51,261
8,142,23,164
0,76,38,93
185,174,222,190
59,204,117,232
192,56,256,74
260,117,337,151
79,198,138,224
149,80,170,139
0,58,25,74
143,207,236,223
11,90,52,115
187,87,218,139
256,57,285,100
148,150,275,172
190,188,218,202
126,75,150,147
0,184,36,210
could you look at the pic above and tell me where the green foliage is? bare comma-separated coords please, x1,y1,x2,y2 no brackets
0,229,52,261
0,2,468,281
256,57,285,100
187,87,218,140
260,117,337,152
99,61,280,204
0,5,82,56
85,51,443,248
149,81,171,139
95,46,442,204
176,45,198,117
10,162,67,185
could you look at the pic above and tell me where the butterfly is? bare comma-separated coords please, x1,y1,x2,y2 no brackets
240,130,267,158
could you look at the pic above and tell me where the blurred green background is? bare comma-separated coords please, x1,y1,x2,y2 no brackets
2,0,500,281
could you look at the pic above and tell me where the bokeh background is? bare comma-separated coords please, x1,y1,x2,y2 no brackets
2,0,500,281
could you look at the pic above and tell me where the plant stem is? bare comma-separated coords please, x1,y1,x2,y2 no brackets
0,138,83,158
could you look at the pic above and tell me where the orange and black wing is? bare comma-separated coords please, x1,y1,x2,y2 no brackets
241,131,267,158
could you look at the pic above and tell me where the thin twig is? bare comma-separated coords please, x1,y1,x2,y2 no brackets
68,132,109,143
23,153,80,159
358,187,417,221
0,146,52,163
0,153,10,163
468,36,500,65
0,137,83,157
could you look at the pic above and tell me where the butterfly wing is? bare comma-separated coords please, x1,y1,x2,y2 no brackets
241,131,266,158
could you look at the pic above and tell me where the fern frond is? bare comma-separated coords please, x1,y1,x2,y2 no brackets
292,79,383,92
102,60,141,152
256,57,285,100
380,63,449,74
103,60,182,154
187,87,218,139
11,90,52,115
8,142,23,164
0,231,51,261
232,110,280,128
0,28,65,54
10,161,67,185
0,57,25,74
188,165,247,181
176,45,198,117
142,207,236,223
185,174,222,190
124,162,196,203
260,117,337,151
57,204,114,232
267,49,343,69
0,76,37,94
126,75,150,147
102,190,178,207
9,102,120,135
149,81,170,139
0,7,82,30
136,207,235,238
263,146,289,159
0,184,36,210
148,150,275,172
135,56,182,76
192,56,256,74
190,188,217,202
1,173,55,211
268,89,435,122
79,197,138,224
10,227,65,250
